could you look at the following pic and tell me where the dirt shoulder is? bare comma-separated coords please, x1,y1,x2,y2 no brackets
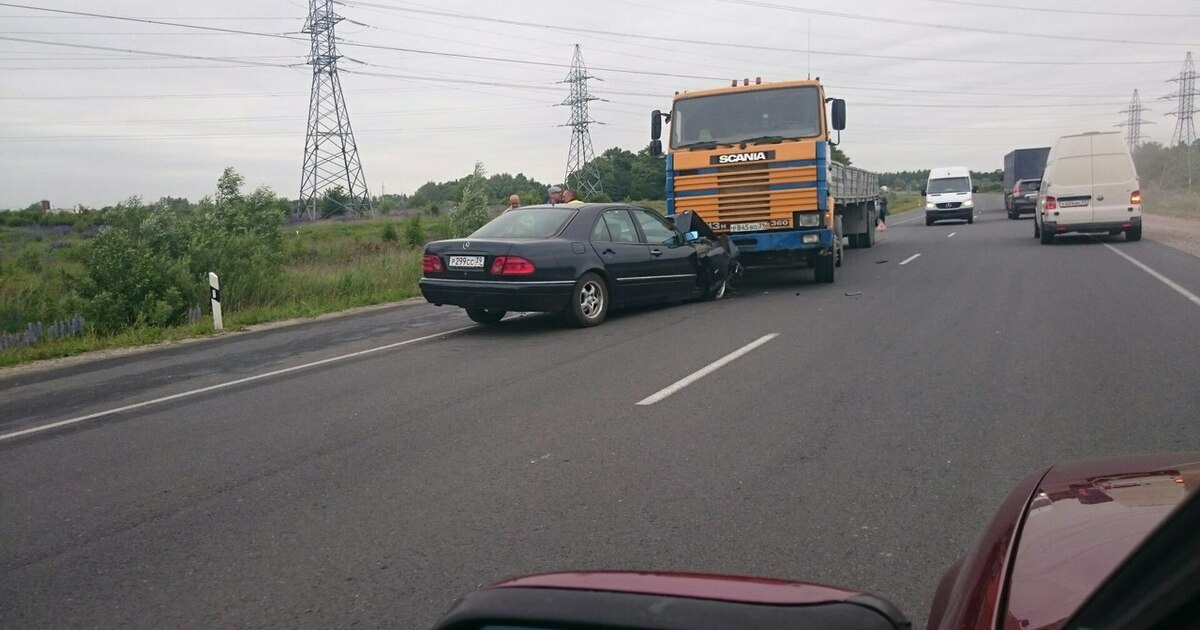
1144,212,1200,260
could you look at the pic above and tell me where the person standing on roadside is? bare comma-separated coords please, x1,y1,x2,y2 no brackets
876,185,889,231
504,194,521,213
562,188,584,205
546,185,563,205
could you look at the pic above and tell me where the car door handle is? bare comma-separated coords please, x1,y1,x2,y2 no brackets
602,248,616,256
650,249,663,257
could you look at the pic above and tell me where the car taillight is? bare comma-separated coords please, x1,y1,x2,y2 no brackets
1013,185,1021,195
1045,196,1057,210
1131,190,1141,205
422,254,443,273
489,256,536,275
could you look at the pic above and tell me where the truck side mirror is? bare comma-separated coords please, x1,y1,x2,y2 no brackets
831,99,846,131
650,139,662,156
920,190,927,196
651,110,662,140
972,185,979,193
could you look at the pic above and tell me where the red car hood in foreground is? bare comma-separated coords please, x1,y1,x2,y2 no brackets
1002,454,1200,630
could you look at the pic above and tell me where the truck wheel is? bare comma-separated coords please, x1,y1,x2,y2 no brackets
1126,226,1142,241
835,242,843,268
814,254,835,283
863,228,875,248
847,234,859,249
465,308,505,325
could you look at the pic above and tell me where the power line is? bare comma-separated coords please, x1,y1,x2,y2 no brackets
709,0,1192,46
922,0,1200,18
0,35,305,68
338,1,1180,66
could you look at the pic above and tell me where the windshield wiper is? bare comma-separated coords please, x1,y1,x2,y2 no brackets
743,135,785,145
676,140,719,150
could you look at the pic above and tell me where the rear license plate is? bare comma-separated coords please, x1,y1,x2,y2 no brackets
447,255,485,268
1059,199,1089,207
729,221,768,233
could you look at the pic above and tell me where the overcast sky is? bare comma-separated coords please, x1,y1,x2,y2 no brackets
1,0,1197,208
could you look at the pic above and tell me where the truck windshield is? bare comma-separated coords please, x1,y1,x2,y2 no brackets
671,86,822,148
927,177,971,194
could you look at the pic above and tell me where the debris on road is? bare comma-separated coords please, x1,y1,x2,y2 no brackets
845,291,863,297
876,259,889,264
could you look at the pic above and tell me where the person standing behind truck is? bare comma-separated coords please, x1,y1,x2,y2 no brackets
503,194,521,213
876,186,889,231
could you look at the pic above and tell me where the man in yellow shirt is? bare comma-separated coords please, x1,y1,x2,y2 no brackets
562,188,585,204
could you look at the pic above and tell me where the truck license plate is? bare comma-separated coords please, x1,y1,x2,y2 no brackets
448,255,485,268
728,221,768,232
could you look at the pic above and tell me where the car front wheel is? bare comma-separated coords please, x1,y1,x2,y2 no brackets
563,272,608,327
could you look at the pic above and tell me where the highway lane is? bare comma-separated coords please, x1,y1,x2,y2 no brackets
3,194,1200,628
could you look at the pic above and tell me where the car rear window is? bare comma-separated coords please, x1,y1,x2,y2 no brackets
470,208,576,239
1022,180,1041,191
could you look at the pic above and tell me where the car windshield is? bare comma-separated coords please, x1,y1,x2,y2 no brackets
671,86,822,148
469,208,575,239
928,177,971,194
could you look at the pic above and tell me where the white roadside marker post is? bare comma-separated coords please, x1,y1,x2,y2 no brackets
208,272,223,331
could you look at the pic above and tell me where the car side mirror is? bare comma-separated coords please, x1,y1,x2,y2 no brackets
683,230,699,243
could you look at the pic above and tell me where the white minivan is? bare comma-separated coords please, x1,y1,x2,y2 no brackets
924,166,977,226
1035,131,1141,244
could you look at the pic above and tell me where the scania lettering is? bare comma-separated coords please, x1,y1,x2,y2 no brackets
651,79,879,284
715,151,772,164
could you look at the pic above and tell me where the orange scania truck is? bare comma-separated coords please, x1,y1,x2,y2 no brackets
651,78,879,283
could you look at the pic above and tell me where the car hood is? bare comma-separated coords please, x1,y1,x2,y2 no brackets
1003,453,1200,630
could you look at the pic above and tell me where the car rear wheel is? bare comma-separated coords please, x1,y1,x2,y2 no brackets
1126,226,1142,241
1040,229,1055,245
465,308,505,325
563,272,608,327
1033,220,1041,238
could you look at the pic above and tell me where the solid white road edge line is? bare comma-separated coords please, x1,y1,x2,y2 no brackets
0,325,476,443
636,333,780,406
899,253,922,265
1102,243,1200,308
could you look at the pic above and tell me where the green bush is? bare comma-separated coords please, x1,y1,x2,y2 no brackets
449,161,491,238
381,222,399,244
78,168,286,332
404,216,425,248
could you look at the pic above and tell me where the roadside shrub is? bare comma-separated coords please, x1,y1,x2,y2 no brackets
449,161,490,237
381,222,399,244
404,216,424,248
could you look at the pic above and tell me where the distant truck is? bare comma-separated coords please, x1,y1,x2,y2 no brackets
649,78,879,284
1003,147,1050,214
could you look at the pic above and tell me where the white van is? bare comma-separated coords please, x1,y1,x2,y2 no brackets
924,166,977,226
1035,131,1141,244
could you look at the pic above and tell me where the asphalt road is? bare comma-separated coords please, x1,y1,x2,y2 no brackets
4,194,1200,628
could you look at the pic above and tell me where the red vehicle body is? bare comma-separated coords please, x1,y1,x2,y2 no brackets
433,453,1200,630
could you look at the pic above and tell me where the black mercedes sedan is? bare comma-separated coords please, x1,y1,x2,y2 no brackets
419,203,738,327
